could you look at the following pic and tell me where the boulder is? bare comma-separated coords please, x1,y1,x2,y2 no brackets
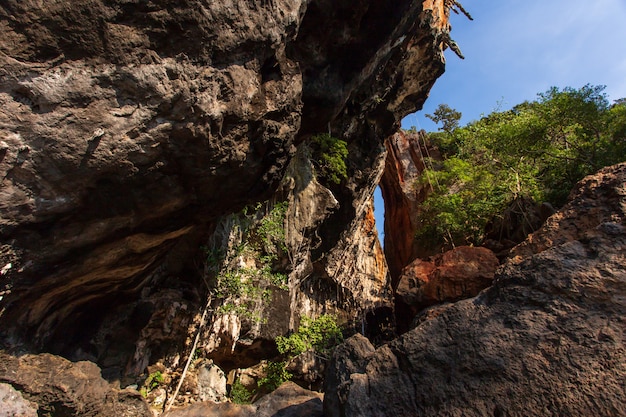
197,361,227,403
0,351,150,417
325,163,626,417
396,246,499,311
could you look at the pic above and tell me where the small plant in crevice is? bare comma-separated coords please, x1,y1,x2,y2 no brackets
276,314,344,360
258,361,293,392
310,133,349,185
140,371,164,398
256,201,288,253
229,379,253,404
203,200,291,324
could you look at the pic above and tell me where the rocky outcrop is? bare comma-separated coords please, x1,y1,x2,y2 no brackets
325,162,626,417
163,381,323,417
0,0,452,383
380,130,442,282
396,246,498,321
0,351,150,417
283,145,392,333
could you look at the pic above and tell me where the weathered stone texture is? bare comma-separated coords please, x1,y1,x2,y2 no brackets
0,383,37,417
325,162,626,417
0,351,151,417
380,130,442,281
0,0,450,371
163,381,323,417
396,246,499,311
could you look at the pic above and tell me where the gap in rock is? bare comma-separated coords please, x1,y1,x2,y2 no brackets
373,185,385,247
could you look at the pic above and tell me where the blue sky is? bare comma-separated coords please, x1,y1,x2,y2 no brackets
375,0,626,241
403,0,626,130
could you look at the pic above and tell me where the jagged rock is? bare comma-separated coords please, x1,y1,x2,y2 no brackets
325,163,626,417
396,246,499,313
163,381,323,417
380,130,443,282
284,146,393,333
285,350,327,390
0,351,150,417
0,0,450,379
323,333,376,416
0,383,37,417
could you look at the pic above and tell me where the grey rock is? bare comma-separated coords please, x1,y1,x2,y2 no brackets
197,361,227,403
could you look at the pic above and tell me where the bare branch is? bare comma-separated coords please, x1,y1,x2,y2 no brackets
445,0,474,21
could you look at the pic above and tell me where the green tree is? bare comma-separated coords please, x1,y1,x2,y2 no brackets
418,85,626,249
426,103,462,133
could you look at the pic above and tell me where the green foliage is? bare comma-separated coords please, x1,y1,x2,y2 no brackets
256,315,342,394
311,133,349,185
275,314,343,359
206,200,290,323
419,85,626,248
256,202,288,252
146,371,164,389
230,380,253,404
426,103,462,133
140,371,164,397
260,263,288,290
258,361,292,391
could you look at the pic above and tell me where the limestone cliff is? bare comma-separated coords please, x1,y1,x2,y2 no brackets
0,0,456,412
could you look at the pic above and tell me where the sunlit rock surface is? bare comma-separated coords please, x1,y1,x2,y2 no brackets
325,163,626,417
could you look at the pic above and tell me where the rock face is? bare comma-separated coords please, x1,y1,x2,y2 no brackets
282,145,392,334
325,162,626,417
380,130,442,282
0,351,150,417
0,0,452,384
396,246,498,322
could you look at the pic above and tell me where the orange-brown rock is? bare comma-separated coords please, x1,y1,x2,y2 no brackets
380,130,442,283
396,246,499,313
0,351,150,417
